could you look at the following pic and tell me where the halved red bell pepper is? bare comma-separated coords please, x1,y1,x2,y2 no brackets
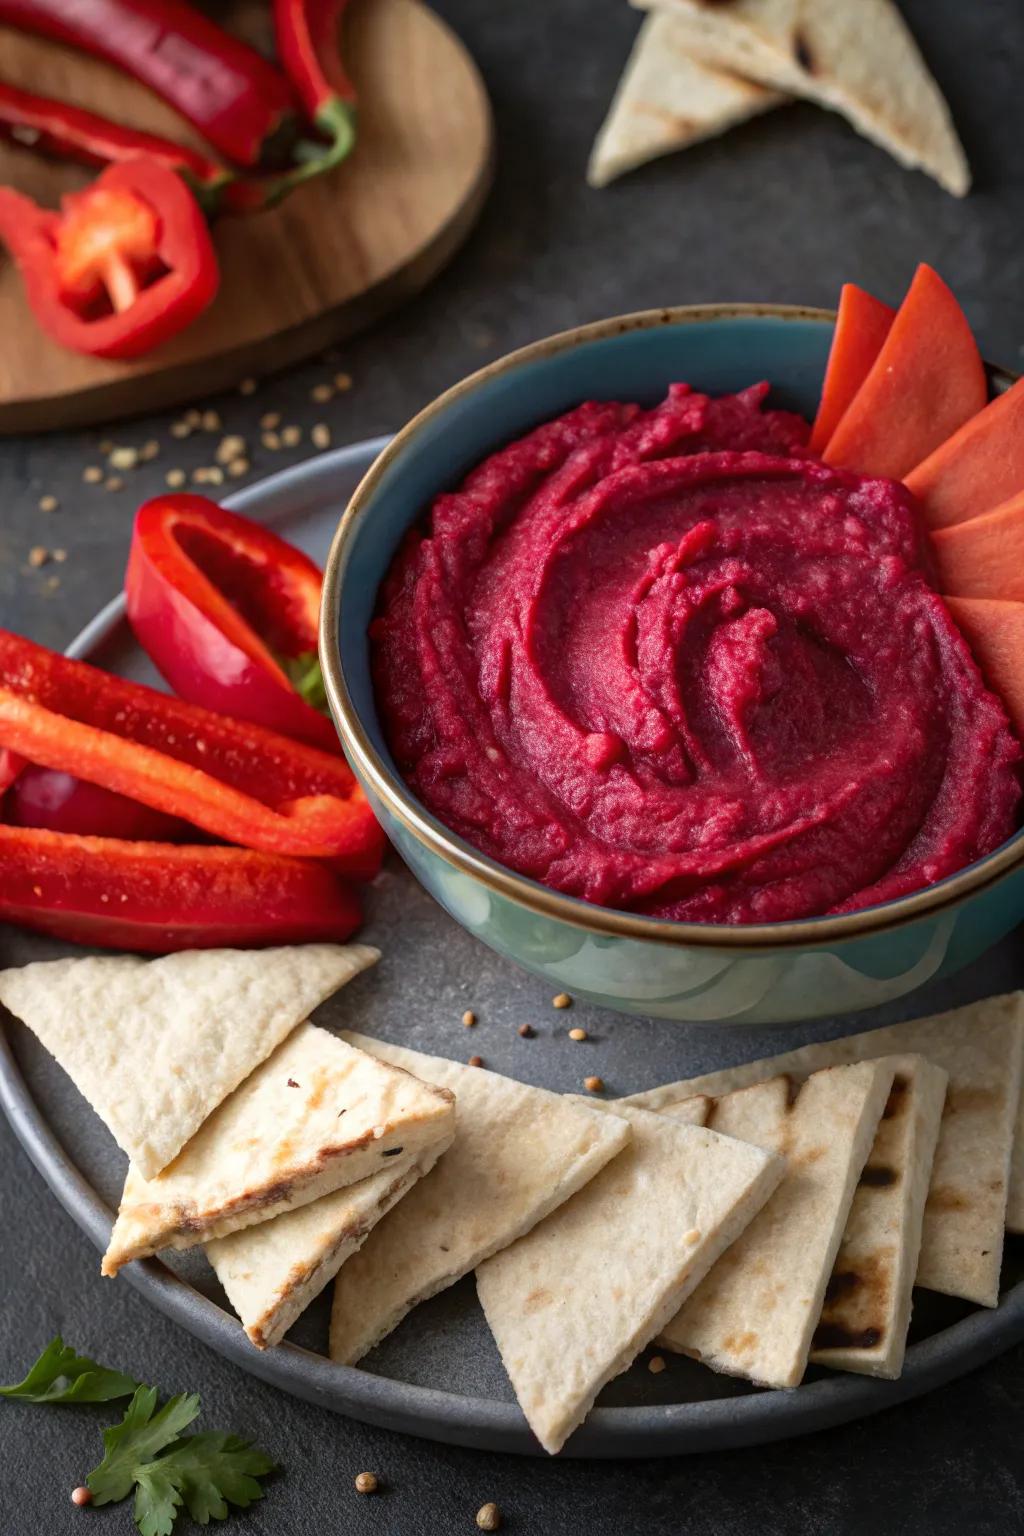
0,824,362,953
0,156,219,359
126,495,339,751
0,0,298,169
274,0,356,181
0,629,384,875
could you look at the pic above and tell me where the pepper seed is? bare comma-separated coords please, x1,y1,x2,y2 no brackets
104,476,124,492
462,1010,476,1028
227,457,250,478
311,382,333,403
260,410,281,430
584,1075,605,1094
262,431,282,451
354,1471,378,1494
568,1027,588,1042
108,445,138,470
140,439,160,462
83,466,103,483
311,423,331,450
333,371,353,391
216,434,246,465
165,469,187,488
170,420,192,439
281,424,302,447
200,409,221,432
38,494,59,513
28,546,48,567
552,992,573,1009
238,377,258,395
476,1504,501,1532
468,1055,483,1068
648,1354,667,1375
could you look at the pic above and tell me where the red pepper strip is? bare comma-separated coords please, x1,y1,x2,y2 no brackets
6,766,192,841
0,157,219,360
273,0,356,184
126,495,339,751
0,0,297,169
0,629,385,875
0,824,362,953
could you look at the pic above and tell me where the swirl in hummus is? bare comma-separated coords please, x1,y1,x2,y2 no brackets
372,384,1021,923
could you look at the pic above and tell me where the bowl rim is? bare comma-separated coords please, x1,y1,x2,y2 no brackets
320,301,1024,952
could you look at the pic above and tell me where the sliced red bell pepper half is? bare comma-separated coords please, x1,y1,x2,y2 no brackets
0,629,384,875
0,824,362,953
126,494,339,751
0,156,219,360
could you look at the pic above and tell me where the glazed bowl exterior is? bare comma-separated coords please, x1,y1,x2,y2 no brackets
320,306,1024,1025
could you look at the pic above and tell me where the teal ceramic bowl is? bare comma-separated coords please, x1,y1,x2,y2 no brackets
320,305,1024,1025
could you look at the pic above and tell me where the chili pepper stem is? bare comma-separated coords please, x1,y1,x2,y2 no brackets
260,99,356,209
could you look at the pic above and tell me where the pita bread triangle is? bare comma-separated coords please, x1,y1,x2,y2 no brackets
207,1139,451,1349
329,1036,631,1365
810,1054,947,1380
0,944,378,1179
588,13,784,187
476,1098,782,1454
1008,1098,1024,1233
636,0,969,195
658,1059,895,1388
623,994,1024,1307
102,1023,455,1275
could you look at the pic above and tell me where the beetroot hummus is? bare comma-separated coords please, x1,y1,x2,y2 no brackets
372,384,1022,923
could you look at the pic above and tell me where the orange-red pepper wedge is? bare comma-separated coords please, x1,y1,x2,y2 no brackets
930,490,1024,604
905,378,1024,529
945,596,1024,743
0,629,384,876
0,823,363,952
809,283,895,454
823,264,987,480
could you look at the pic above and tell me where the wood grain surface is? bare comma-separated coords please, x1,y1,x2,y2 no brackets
0,0,493,432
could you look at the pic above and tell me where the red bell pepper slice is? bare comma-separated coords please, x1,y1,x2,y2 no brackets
0,824,362,953
0,629,384,875
126,495,339,751
0,0,298,169
0,157,219,359
6,766,191,841
274,0,356,180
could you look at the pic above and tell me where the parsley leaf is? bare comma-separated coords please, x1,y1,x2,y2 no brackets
134,1462,185,1536
0,1336,140,1404
155,1433,275,1524
88,1387,201,1506
279,650,329,714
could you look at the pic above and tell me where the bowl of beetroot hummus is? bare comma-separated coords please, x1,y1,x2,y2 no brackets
320,307,1024,1024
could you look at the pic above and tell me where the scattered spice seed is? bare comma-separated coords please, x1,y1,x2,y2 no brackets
568,1027,588,1042
584,1075,605,1094
70,1487,92,1507
105,476,124,492
281,424,302,447
311,382,333,403
200,409,221,432
108,445,138,471
46,575,61,591
170,420,192,439
238,376,258,395
83,465,103,484
518,1023,535,1038
165,469,187,488
53,548,67,563
354,1472,378,1495
311,423,331,449
476,1504,501,1532
227,457,250,478
28,546,48,567
262,430,282,451
468,1055,483,1068
140,439,160,462
99,437,114,453
462,1010,476,1028
648,1354,667,1375
192,466,224,486
552,993,573,1009
216,434,246,465
334,371,353,391
260,410,281,430
184,408,202,428
38,494,59,512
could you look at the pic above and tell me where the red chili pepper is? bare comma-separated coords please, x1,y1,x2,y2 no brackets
274,0,356,178
0,157,219,359
0,629,385,875
0,824,362,953
6,766,191,841
0,0,297,169
126,495,339,751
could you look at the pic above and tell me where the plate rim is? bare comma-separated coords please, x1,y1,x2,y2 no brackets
2,434,1022,1459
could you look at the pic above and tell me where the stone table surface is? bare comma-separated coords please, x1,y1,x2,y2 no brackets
2,0,1024,1531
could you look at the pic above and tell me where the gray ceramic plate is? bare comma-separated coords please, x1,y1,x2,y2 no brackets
1,438,1022,1458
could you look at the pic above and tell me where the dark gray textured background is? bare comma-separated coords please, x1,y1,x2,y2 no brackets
3,0,1024,1530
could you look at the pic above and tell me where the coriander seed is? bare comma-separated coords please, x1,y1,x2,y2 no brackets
552,992,572,1009
354,1471,378,1494
476,1503,501,1532
462,1010,476,1028
584,1075,604,1094
468,1055,483,1068
518,1023,535,1038
568,1027,587,1042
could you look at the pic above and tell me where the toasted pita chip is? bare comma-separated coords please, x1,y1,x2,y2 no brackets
0,945,377,1179
102,1024,455,1275
636,0,969,195
476,1099,782,1453
624,994,1024,1307
659,1060,895,1388
588,13,784,187
1009,1106,1024,1233
207,1137,452,1349
810,1055,947,1379
329,1038,631,1365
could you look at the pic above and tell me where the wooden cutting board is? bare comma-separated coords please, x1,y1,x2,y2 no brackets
0,0,493,432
